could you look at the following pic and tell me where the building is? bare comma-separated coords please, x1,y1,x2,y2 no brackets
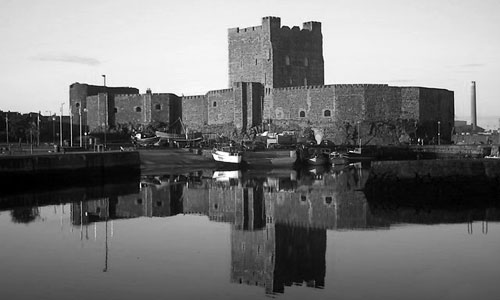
70,16,454,145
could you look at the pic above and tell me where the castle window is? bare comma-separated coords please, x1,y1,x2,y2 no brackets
75,102,80,108
324,110,331,117
113,107,118,113
255,59,258,65
300,195,307,202
325,196,333,205
299,111,306,118
155,104,161,110
304,57,309,67
285,55,290,66
136,198,142,205
135,107,142,112
213,101,217,107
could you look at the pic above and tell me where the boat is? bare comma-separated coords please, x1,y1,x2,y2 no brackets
344,122,375,162
212,145,244,166
131,133,161,147
306,148,330,166
329,151,349,165
155,118,203,146
296,129,331,166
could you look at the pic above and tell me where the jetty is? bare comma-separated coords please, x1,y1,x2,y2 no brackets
0,151,140,191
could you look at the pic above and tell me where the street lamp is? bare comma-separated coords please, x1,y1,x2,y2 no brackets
69,107,73,147
60,103,65,147
5,112,9,150
79,106,82,147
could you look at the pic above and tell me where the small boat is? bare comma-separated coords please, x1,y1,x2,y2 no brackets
212,145,243,166
329,151,348,165
155,131,185,139
301,147,330,166
132,134,161,147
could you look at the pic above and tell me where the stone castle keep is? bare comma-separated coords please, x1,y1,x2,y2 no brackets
70,16,454,145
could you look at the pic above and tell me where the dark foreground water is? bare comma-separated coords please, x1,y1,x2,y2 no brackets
1,164,499,300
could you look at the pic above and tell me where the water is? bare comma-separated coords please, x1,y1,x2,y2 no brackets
1,164,499,300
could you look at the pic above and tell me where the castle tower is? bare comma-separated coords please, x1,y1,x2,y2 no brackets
228,17,324,89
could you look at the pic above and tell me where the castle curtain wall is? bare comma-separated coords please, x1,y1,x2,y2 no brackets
182,95,207,132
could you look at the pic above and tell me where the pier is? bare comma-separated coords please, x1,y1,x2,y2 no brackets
0,151,140,191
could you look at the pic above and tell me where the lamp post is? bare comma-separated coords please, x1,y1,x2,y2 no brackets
69,107,73,147
60,103,65,147
37,111,40,147
5,112,9,150
79,106,82,147
437,121,441,145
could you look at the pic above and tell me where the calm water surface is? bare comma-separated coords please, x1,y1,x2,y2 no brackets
1,164,499,300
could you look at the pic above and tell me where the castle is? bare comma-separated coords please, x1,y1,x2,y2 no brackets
70,16,454,145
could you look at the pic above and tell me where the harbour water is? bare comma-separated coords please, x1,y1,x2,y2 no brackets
1,163,499,300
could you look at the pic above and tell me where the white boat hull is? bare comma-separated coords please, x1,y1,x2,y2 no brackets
212,149,242,164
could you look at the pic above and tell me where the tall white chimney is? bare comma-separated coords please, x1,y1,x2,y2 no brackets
471,81,477,131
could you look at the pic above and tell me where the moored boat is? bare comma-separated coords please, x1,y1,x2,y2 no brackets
212,145,244,166
329,151,349,165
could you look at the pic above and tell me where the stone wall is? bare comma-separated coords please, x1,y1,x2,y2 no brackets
206,89,234,126
182,95,207,132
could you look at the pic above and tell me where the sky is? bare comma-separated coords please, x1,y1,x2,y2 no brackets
1,0,499,128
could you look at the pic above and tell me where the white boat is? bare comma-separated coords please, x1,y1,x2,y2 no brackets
212,146,243,165
329,151,348,165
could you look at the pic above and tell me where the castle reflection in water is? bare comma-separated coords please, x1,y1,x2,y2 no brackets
3,163,498,296
67,165,377,294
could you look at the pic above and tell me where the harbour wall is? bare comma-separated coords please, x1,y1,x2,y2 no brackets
0,151,141,190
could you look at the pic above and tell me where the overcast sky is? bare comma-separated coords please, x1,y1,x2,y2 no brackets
1,0,499,128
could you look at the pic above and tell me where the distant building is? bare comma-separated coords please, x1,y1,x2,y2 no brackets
70,16,454,145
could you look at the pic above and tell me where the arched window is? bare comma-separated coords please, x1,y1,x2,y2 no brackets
155,104,161,110
135,107,142,112
324,110,331,117
299,111,306,118
213,101,217,107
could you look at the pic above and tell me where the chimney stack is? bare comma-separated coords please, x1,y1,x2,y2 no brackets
471,81,477,131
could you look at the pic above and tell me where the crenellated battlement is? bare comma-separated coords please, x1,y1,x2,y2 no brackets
114,93,142,98
333,84,389,88
182,95,206,100
228,25,263,34
270,84,389,92
207,88,233,95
